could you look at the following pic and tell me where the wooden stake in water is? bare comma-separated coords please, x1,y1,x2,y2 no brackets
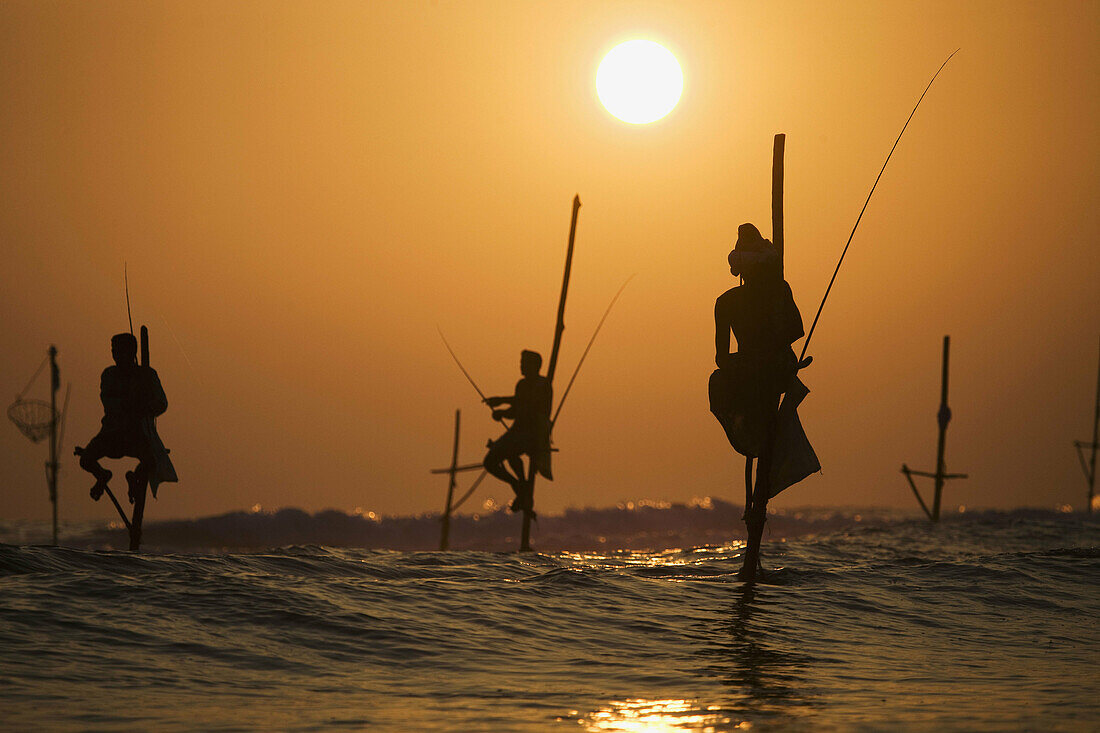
521,194,581,552
772,134,785,278
901,335,967,521
931,335,952,520
440,410,461,550
127,325,151,552
47,345,59,546
1074,336,1100,513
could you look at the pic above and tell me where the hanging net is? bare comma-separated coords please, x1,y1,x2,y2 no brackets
8,399,58,444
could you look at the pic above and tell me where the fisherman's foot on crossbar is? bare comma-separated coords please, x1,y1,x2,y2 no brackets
89,470,112,502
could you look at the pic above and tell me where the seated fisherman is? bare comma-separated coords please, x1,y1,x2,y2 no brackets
77,332,174,503
482,349,553,512
709,223,805,511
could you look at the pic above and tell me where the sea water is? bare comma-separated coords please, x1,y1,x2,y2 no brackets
1,509,1097,731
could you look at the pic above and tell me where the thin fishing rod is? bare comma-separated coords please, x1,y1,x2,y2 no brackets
438,327,489,402
437,327,511,429
124,263,134,336
799,49,958,362
551,274,635,429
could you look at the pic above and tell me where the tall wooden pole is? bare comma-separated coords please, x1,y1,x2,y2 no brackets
738,135,785,582
546,195,582,384
128,326,150,551
48,345,59,546
900,337,966,521
521,194,581,552
1088,337,1099,513
440,410,460,550
931,335,951,521
772,134,785,276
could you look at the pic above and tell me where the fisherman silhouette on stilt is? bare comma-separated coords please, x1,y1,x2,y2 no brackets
482,349,553,514
710,223,813,578
76,331,177,550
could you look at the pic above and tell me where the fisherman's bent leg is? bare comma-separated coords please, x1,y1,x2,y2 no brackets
129,454,153,505
743,457,754,521
78,440,112,482
739,414,778,582
78,434,116,500
483,443,522,488
507,455,535,512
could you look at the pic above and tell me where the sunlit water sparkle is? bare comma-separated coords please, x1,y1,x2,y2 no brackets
1,510,1097,731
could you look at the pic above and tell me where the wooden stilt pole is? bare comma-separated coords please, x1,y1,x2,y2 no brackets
901,336,965,521
1075,337,1100,513
440,410,460,550
1090,338,1100,513
520,194,580,552
772,134,785,278
901,464,933,520
738,134,785,583
128,479,147,552
127,326,152,552
931,335,951,521
102,486,132,533
47,345,59,546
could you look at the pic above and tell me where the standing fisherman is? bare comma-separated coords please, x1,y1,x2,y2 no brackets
710,224,811,567
482,349,553,512
77,332,176,505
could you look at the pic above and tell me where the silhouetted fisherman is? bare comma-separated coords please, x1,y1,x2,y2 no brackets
710,224,805,539
78,333,176,504
483,349,553,512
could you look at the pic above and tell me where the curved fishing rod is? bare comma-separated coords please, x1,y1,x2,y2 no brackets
125,263,134,336
437,327,489,402
437,327,511,429
551,274,635,429
799,49,958,363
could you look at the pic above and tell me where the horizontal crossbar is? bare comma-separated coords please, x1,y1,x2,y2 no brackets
900,466,968,480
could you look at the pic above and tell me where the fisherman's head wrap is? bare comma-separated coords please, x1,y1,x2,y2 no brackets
521,349,542,372
111,332,138,363
728,223,780,280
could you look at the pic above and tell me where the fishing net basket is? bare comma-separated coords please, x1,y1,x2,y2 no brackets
7,399,58,443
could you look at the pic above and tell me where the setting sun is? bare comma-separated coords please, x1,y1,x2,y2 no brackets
596,40,683,124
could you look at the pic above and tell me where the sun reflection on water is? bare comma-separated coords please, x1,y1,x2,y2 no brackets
566,699,752,732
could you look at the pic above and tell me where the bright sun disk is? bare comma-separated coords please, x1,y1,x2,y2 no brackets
597,40,683,124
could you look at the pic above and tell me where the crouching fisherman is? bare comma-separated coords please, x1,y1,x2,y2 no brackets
710,223,818,577
77,332,177,549
482,349,553,513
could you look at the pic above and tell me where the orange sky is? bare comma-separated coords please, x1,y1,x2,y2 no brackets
2,1,1098,523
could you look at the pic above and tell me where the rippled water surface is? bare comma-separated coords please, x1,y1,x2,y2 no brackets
1,511,1098,731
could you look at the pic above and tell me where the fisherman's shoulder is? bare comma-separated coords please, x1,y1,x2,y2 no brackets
715,286,744,307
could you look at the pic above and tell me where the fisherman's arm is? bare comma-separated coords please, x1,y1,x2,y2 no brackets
782,282,805,345
145,367,168,417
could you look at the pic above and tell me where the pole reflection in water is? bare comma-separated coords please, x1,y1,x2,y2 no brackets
567,582,818,732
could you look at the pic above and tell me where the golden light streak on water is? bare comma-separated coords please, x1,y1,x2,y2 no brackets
572,698,752,732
